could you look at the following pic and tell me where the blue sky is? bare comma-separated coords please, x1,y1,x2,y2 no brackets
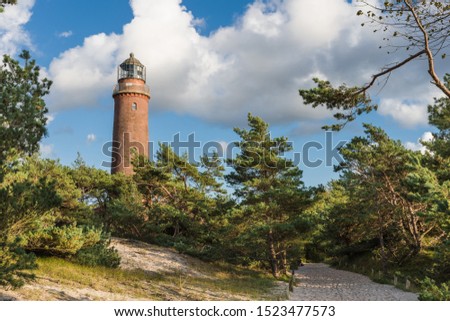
1,0,444,186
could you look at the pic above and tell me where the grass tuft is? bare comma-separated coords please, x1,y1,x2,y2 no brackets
7,256,282,301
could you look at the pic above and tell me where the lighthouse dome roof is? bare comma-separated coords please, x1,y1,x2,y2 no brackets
120,53,144,67
117,53,146,81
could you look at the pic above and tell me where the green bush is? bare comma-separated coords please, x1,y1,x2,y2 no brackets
73,238,121,268
0,241,37,288
419,277,450,301
22,224,101,256
22,224,120,268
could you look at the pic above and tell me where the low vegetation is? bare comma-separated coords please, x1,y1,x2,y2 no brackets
1,253,284,301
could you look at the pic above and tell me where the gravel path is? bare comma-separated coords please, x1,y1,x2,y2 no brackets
290,263,418,301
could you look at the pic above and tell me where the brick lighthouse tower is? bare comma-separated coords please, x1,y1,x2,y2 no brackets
111,53,150,175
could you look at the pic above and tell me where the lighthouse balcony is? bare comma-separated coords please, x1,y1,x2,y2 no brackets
113,83,150,97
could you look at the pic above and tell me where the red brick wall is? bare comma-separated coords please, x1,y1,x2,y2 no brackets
111,78,150,176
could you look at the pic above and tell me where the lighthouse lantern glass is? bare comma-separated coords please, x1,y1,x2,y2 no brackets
118,63,146,82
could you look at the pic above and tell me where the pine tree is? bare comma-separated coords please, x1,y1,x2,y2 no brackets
0,51,52,164
226,114,311,277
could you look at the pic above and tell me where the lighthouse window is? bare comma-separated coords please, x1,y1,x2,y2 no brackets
136,66,143,78
132,102,137,111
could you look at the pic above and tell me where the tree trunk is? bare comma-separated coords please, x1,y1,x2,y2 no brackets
280,248,288,275
378,211,387,274
267,228,279,278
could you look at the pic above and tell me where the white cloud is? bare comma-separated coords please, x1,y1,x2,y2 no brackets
421,131,434,143
48,33,120,109
58,31,73,38
404,141,420,151
378,99,429,128
44,0,442,128
284,0,350,48
39,143,54,158
0,0,34,55
240,1,287,38
46,113,56,125
404,131,433,153
87,134,96,142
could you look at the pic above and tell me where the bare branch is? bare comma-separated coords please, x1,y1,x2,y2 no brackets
355,49,426,95
404,0,450,98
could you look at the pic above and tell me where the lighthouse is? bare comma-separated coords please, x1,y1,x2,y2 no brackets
111,53,150,175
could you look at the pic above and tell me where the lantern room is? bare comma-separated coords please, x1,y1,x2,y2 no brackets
117,53,146,82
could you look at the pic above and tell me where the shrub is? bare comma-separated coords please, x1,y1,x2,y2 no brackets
0,241,37,288
73,238,121,268
419,277,450,301
22,224,101,256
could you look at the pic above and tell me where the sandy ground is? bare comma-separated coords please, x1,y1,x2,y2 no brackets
0,238,280,301
110,238,206,277
1,241,418,301
290,263,418,301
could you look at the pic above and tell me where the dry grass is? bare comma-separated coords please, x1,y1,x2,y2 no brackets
1,250,286,301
